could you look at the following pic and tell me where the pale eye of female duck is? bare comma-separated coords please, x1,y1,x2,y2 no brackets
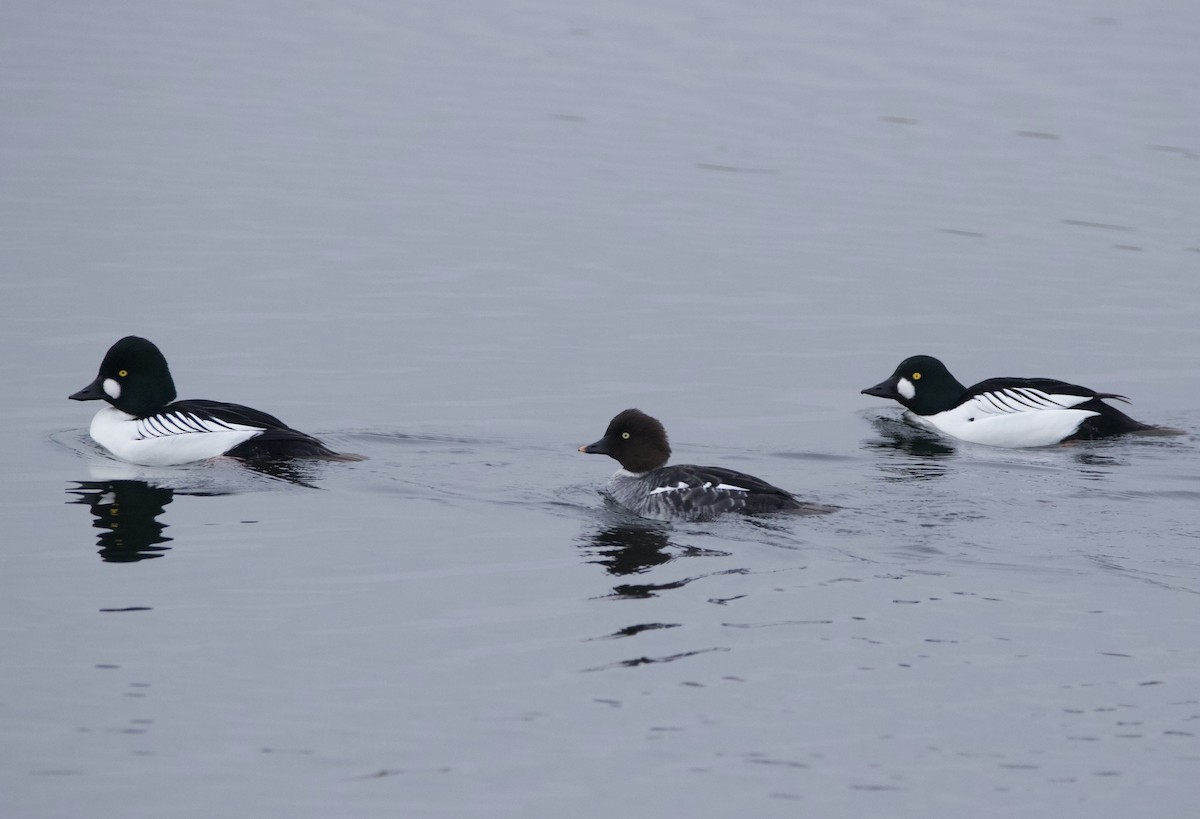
621,432,631,439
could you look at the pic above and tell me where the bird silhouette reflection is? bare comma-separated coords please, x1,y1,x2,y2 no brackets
578,519,731,599
67,453,336,562
583,524,675,576
68,480,179,562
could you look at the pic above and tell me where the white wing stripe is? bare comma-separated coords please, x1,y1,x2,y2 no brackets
966,387,1094,418
974,389,1060,415
135,411,260,439
182,413,214,432
1012,388,1066,409
196,413,236,431
649,481,689,495
979,392,1011,413
649,480,751,495
1005,390,1041,409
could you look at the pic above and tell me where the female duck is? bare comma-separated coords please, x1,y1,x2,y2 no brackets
580,408,832,521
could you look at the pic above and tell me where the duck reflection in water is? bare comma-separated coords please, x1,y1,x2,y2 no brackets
864,414,956,481
68,480,178,562
67,452,340,562
583,522,675,576
578,512,731,600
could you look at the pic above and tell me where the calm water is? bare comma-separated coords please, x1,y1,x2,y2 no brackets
3,1,1199,817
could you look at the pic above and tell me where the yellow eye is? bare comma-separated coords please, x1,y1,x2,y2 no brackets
912,372,921,381
621,432,631,439
118,369,128,377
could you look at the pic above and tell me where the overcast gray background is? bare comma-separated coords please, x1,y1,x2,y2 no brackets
2,1,1199,817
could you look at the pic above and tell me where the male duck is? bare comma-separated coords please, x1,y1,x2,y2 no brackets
70,336,357,465
862,354,1160,447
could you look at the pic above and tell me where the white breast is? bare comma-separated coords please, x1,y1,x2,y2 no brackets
89,406,263,465
912,388,1098,448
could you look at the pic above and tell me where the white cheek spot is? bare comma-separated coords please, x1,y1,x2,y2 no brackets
897,378,916,400
103,378,121,400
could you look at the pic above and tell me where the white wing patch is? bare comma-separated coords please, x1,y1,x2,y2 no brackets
605,470,766,522
649,480,749,495
714,483,749,492
649,481,690,495
967,388,1089,416
134,411,248,439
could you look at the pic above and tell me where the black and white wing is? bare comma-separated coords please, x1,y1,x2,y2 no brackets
643,465,800,521
962,378,1123,417
168,400,348,459
133,405,264,440
929,377,1151,446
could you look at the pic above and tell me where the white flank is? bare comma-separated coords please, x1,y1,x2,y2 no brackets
913,389,1100,447
88,406,263,465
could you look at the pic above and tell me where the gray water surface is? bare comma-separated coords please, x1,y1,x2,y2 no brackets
3,1,1199,817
